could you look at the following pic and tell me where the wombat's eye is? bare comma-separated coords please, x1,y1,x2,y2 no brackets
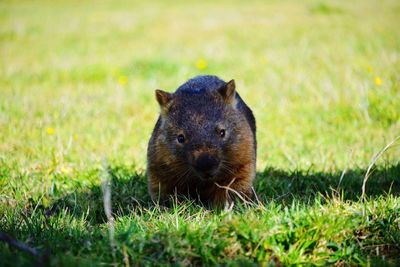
177,134,185,143
219,129,226,138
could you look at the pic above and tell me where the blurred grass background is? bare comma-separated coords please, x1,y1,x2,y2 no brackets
1,0,400,265
1,0,399,173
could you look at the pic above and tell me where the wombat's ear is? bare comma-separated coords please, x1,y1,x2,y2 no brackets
155,89,173,115
218,79,236,107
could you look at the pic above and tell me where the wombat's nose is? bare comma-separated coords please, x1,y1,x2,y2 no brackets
194,153,219,175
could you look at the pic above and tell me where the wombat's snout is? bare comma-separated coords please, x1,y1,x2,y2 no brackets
194,153,219,177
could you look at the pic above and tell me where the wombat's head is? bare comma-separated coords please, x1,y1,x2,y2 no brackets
154,79,249,181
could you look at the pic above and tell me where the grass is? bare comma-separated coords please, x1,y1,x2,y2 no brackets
0,0,399,265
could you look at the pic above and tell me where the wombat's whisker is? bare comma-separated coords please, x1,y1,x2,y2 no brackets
156,159,188,169
219,162,236,176
174,168,192,183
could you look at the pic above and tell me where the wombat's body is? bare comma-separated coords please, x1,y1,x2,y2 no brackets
147,75,256,207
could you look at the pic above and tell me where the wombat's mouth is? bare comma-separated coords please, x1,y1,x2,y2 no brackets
193,166,220,181
200,173,215,181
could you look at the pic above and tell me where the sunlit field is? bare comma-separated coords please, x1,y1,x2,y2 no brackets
1,0,399,265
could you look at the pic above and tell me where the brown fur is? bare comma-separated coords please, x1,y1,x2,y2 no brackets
147,75,256,207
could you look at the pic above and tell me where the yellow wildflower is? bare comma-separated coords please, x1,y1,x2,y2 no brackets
375,77,382,86
260,57,268,65
60,166,71,174
118,75,128,86
73,134,78,141
46,127,55,135
367,65,373,73
196,59,208,70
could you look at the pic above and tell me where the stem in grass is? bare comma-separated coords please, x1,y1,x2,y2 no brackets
337,149,354,192
0,231,41,257
361,136,400,200
101,158,116,265
215,178,253,206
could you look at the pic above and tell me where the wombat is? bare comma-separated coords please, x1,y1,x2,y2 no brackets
147,75,256,207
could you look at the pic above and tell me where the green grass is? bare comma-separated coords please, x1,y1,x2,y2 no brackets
1,0,399,266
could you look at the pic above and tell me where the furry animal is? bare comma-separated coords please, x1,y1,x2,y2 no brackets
147,75,256,207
